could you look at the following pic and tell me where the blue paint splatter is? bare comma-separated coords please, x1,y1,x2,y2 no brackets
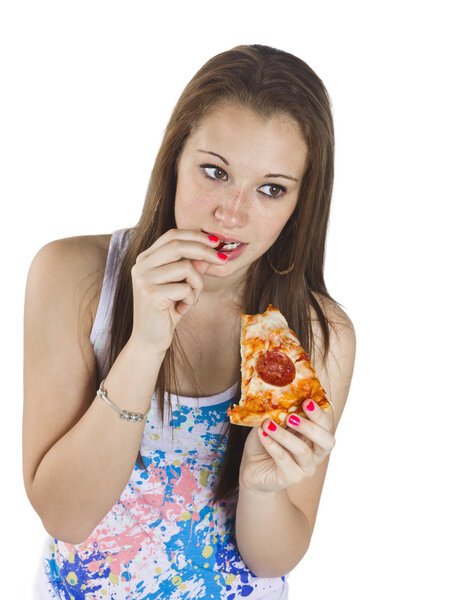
40,395,285,598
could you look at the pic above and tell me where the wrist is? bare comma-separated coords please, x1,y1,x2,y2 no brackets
238,478,280,498
102,338,165,415
126,335,167,362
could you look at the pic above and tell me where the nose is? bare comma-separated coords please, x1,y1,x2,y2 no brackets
213,189,249,229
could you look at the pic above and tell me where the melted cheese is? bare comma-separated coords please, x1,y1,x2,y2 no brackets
240,305,325,411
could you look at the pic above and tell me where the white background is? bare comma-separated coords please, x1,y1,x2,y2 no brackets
1,1,448,597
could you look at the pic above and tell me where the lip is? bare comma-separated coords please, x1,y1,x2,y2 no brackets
215,241,247,261
202,229,245,244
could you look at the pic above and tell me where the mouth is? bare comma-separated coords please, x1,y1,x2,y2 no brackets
202,230,246,251
216,240,244,251
202,230,248,259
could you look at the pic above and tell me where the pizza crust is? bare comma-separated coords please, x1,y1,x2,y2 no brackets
228,398,333,427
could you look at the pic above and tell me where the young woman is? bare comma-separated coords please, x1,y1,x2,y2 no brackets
23,44,356,599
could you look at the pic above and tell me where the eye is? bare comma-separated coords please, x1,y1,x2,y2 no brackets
200,164,228,181
258,183,286,199
200,164,286,199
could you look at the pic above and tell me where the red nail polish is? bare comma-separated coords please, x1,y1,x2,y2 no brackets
306,401,315,411
208,235,219,243
288,415,300,426
262,431,268,437
268,421,277,431
217,252,228,261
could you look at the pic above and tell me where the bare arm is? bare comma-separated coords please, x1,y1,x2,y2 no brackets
236,484,312,578
23,238,165,545
23,230,225,545
28,340,164,545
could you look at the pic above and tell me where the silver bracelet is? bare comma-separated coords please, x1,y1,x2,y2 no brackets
96,379,151,422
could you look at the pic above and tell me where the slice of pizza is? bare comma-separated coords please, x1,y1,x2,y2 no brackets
227,304,332,427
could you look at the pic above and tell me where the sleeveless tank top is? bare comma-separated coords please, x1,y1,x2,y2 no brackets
33,228,290,599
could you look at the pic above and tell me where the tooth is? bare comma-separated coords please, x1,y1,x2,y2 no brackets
221,242,241,250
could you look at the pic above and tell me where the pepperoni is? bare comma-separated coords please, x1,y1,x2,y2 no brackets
256,350,296,387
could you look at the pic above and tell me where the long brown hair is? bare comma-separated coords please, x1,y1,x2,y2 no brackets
106,44,338,503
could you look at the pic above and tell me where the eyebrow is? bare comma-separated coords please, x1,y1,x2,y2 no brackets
196,149,298,182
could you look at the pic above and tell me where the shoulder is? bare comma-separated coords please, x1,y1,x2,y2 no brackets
309,291,356,430
39,232,112,266
28,233,113,331
32,232,112,265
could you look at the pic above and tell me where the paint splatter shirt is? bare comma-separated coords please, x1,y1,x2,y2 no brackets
33,229,290,599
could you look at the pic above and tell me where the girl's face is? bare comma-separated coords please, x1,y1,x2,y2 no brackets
174,102,309,284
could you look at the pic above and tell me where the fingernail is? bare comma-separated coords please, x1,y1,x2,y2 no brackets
288,415,300,426
262,431,268,437
217,252,228,261
208,235,219,243
268,421,277,431
306,401,315,411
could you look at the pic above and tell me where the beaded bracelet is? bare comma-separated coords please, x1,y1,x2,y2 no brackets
96,379,151,422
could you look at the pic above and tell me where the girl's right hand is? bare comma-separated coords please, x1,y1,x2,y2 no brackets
129,228,225,353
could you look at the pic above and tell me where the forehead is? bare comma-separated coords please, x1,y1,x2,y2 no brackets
184,103,308,173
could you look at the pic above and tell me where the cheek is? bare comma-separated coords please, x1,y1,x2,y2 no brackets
259,213,292,241
253,207,296,253
174,187,212,224
178,171,208,203
184,194,210,213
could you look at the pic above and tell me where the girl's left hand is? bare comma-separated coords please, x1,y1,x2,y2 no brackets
239,399,336,494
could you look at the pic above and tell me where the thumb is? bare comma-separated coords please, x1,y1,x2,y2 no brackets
243,425,266,456
192,259,210,274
